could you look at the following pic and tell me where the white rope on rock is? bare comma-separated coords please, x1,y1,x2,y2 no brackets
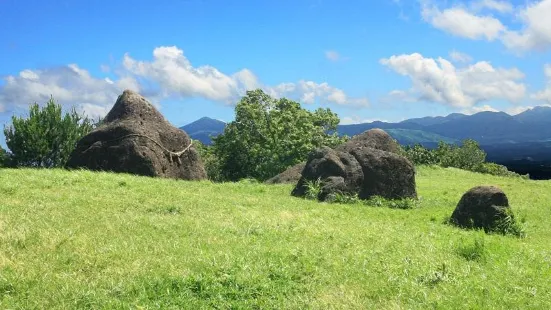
104,134,193,164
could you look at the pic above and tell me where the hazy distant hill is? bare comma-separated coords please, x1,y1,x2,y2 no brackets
181,107,551,146
179,117,226,145
181,108,551,179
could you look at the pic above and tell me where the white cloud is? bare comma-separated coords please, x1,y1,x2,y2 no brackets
449,50,473,63
122,46,256,104
267,80,370,107
461,104,499,115
100,64,110,73
532,64,551,103
340,116,386,125
471,0,514,13
421,4,505,40
422,0,551,52
0,46,368,118
501,0,551,52
380,53,526,108
325,50,341,61
0,64,140,118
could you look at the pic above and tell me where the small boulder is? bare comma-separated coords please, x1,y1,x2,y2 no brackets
66,90,207,180
450,185,511,230
265,162,306,184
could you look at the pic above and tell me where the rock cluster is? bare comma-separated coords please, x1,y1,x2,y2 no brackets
291,129,417,201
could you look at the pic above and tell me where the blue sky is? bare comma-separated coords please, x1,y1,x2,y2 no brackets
1,0,551,139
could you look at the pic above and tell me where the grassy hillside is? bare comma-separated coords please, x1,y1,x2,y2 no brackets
1,167,550,309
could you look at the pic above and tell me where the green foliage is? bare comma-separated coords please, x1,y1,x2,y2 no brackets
304,178,323,200
455,235,487,262
3,97,95,168
326,192,361,204
0,145,12,167
488,208,526,238
194,140,223,182
400,144,439,165
473,162,529,179
436,139,486,171
212,89,347,181
401,140,527,179
365,195,419,209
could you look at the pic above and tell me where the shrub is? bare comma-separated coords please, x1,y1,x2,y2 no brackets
304,178,322,200
473,162,529,179
401,144,439,165
3,97,95,168
401,140,525,179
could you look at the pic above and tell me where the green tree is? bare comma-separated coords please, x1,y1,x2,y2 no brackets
3,96,95,168
194,140,223,182
213,89,347,181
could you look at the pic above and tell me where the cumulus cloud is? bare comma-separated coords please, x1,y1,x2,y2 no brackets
0,65,140,118
532,64,551,103
340,116,386,125
470,0,514,13
325,50,341,61
461,104,499,115
421,4,505,40
267,80,370,107
449,50,473,63
0,46,368,118
380,53,526,108
421,0,551,52
501,0,551,52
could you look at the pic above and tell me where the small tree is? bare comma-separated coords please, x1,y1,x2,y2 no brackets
3,96,95,168
194,140,223,182
213,89,347,181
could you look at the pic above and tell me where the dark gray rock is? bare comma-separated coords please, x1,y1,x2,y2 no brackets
66,90,207,180
291,147,363,200
350,148,417,200
336,128,401,154
265,162,305,184
450,185,511,230
292,129,417,201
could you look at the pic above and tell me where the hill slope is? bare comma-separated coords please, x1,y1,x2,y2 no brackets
1,168,550,308
180,117,226,144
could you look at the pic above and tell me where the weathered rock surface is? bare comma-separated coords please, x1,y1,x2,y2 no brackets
292,129,416,201
349,148,416,200
265,162,306,184
450,185,511,230
291,147,363,200
336,128,401,154
66,90,207,180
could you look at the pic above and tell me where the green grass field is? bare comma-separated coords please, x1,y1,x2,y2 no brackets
1,166,550,309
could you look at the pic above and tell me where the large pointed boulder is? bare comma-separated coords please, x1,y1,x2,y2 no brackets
66,90,207,180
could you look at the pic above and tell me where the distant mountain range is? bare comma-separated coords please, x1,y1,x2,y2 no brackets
181,106,551,146
180,117,226,145
180,107,551,179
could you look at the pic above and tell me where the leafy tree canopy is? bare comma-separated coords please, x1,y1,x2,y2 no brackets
3,96,96,168
212,89,347,181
